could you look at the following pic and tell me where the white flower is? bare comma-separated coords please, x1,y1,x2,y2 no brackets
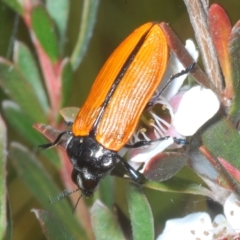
172,85,220,136
128,40,220,174
223,193,240,232
157,193,240,240
157,212,213,240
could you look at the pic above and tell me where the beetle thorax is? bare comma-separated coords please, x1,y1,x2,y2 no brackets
66,135,118,197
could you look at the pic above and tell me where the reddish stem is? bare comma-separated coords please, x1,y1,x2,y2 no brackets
22,1,62,123
199,145,240,196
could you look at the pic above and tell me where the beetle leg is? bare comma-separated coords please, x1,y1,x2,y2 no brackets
147,62,195,108
173,137,189,144
118,156,142,183
125,136,188,149
39,131,72,149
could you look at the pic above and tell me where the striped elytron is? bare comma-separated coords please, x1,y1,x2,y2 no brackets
41,22,170,197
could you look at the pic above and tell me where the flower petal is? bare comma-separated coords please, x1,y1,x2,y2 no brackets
224,193,240,232
212,214,236,238
161,39,199,100
160,53,185,100
157,212,213,240
129,137,174,168
185,39,199,62
173,86,220,136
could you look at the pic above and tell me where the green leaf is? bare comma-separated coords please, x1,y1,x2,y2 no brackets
202,116,240,170
0,116,7,239
91,200,125,240
143,177,213,198
1,0,23,14
31,6,59,62
13,41,49,114
143,152,188,182
0,58,46,123
229,20,240,121
9,143,85,239
32,209,77,240
127,184,154,240
2,101,60,167
99,176,114,208
46,0,69,49
59,59,73,111
71,0,99,70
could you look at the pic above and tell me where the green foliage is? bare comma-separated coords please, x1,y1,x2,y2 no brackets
32,209,78,240
70,0,100,70
1,0,23,14
31,6,59,62
14,41,49,113
46,0,69,49
9,143,84,238
127,184,154,240
91,201,125,240
0,58,46,122
2,101,59,166
202,116,240,170
59,59,73,115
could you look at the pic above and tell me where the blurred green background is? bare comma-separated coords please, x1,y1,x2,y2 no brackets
1,0,240,239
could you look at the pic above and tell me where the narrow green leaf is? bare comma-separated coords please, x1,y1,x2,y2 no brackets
91,200,125,240
9,143,85,239
0,58,46,122
0,116,7,239
127,184,154,240
59,59,73,111
32,209,77,240
202,116,240,170
46,0,69,49
71,0,99,70
229,21,240,121
2,100,60,167
31,6,59,62
1,0,23,14
14,41,49,114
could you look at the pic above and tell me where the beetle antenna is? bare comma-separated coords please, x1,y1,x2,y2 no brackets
72,194,83,214
49,188,79,203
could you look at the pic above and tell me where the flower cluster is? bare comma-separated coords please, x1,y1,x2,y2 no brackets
157,193,240,240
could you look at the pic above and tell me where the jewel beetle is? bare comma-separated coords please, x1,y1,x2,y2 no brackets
40,22,194,197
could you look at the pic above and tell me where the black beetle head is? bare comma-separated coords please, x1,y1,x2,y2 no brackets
71,168,99,197
66,136,118,197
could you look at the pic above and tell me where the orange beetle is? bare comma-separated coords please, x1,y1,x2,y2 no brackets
40,22,192,197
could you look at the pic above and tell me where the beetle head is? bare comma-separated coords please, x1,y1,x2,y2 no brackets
66,135,118,197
